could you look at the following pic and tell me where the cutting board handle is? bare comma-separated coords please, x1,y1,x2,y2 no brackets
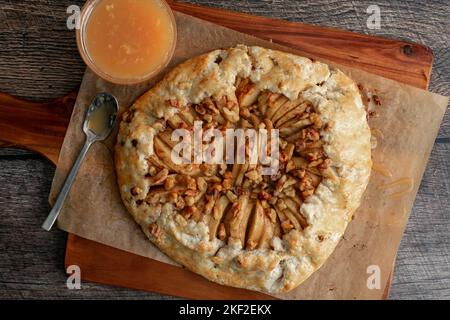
0,91,77,165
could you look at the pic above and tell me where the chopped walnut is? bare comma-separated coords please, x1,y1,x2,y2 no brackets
203,114,213,123
324,121,334,131
167,99,183,108
196,177,207,192
279,150,289,163
295,139,307,153
230,202,242,218
222,179,233,190
222,106,239,123
240,107,250,118
153,119,166,131
308,158,324,168
372,94,381,106
265,208,277,223
211,255,223,265
299,174,311,189
222,171,233,190
306,150,323,161
292,168,306,179
185,196,195,206
223,171,233,179
270,172,282,182
285,160,296,172
276,199,287,210
124,110,135,123
178,175,197,190
301,188,314,198
245,169,262,184
202,97,219,114
148,166,157,177
264,118,273,130
195,104,206,115
211,183,223,194
168,191,178,203
185,189,199,197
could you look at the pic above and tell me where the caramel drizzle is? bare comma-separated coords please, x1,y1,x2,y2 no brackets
370,128,384,140
135,78,335,249
387,207,409,226
106,215,128,226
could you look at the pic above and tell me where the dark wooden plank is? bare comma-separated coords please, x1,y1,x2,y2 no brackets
390,141,450,299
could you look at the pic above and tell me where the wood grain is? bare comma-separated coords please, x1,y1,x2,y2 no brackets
168,0,433,90
0,0,448,300
1,143,448,299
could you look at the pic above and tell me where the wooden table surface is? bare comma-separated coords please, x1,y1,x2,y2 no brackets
0,0,448,299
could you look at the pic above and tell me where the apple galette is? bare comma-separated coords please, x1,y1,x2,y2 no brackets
115,45,372,293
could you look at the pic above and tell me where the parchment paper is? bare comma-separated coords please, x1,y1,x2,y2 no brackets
49,12,449,299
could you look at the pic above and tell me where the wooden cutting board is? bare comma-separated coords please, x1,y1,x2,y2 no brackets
0,1,433,299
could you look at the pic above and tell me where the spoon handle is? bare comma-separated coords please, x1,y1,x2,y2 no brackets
42,138,94,231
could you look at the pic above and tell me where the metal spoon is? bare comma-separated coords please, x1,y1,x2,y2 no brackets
42,92,119,231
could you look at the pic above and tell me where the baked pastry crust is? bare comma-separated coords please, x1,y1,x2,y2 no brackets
115,45,372,293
